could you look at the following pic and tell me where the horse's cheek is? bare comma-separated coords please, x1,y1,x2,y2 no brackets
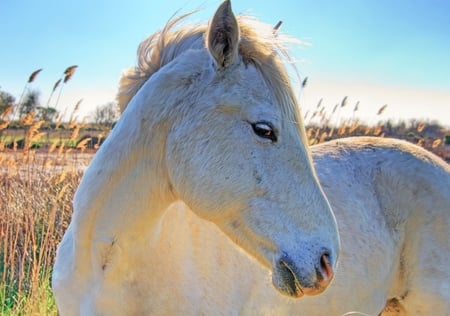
166,119,251,208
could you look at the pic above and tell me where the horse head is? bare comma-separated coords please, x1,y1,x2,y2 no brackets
122,0,340,297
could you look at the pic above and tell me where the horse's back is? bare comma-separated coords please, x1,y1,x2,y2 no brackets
312,137,450,315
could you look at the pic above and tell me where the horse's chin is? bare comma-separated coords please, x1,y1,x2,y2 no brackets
272,275,329,298
272,281,305,299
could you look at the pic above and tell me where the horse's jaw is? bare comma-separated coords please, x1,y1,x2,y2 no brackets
216,205,337,300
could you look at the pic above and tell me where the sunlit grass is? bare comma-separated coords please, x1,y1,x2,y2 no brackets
0,103,97,314
0,159,82,315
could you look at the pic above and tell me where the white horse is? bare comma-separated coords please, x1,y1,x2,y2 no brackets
53,2,450,315
52,1,341,315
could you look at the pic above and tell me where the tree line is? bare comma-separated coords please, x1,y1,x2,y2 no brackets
0,87,119,127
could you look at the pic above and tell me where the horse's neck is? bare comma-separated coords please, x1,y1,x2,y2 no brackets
70,109,176,275
154,202,239,274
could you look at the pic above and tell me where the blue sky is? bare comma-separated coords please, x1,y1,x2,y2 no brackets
1,0,449,125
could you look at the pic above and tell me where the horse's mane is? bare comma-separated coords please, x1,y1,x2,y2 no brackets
117,12,303,125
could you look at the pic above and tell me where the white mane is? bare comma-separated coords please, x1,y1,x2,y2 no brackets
117,13,302,127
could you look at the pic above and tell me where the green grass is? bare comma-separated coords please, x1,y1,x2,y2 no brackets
0,272,57,316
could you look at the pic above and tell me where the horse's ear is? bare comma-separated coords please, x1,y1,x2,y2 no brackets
206,0,240,69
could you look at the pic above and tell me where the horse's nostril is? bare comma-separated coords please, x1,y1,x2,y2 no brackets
319,252,334,283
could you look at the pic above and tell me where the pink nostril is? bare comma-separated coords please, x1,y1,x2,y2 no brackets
320,253,334,283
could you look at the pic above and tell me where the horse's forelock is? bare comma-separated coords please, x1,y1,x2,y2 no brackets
117,12,303,128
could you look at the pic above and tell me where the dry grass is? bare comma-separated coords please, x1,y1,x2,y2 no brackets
0,166,81,315
0,112,95,315
304,101,450,162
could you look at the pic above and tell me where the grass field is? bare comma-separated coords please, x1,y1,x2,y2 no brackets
0,118,96,315
0,158,82,315
0,115,449,315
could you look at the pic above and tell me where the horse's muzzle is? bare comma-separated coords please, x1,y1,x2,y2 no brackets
272,251,335,298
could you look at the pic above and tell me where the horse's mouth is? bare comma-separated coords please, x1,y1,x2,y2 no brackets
272,259,305,298
272,256,329,298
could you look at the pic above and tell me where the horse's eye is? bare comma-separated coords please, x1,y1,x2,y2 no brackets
251,122,277,142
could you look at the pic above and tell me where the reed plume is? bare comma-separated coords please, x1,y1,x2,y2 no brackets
13,68,43,119
27,69,43,83
54,65,79,117
377,104,388,115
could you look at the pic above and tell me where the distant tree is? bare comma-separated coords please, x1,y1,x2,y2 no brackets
0,89,15,117
92,102,119,127
19,89,41,118
35,106,58,122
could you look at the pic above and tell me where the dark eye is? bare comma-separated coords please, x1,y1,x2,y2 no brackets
251,122,277,142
